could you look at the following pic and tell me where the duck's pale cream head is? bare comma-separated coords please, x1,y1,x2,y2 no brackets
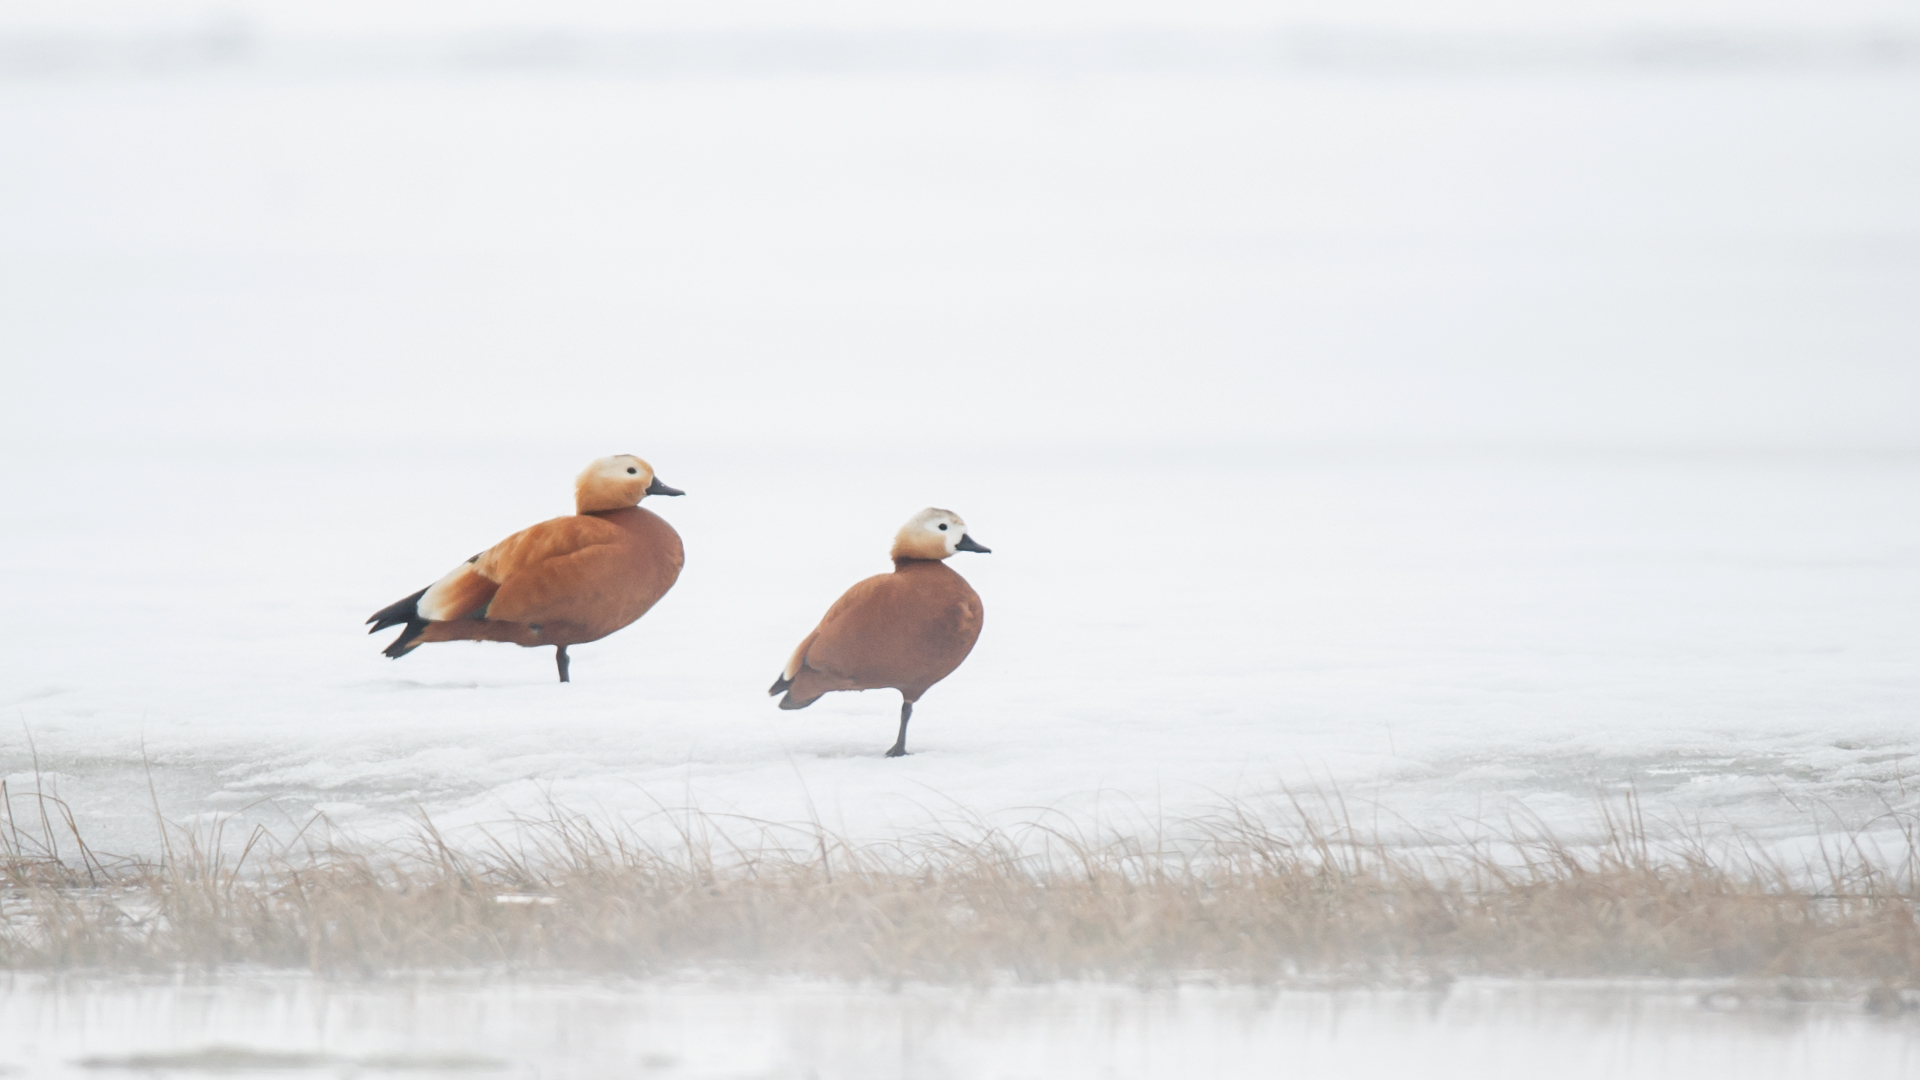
574,454,684,514
891,507,991,562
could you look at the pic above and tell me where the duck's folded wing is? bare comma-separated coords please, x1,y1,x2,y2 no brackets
414,514,623,625
477,515,634,626
794,574,901,678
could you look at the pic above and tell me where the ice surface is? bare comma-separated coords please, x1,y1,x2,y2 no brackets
0,0,1916,871
0,444,1914,859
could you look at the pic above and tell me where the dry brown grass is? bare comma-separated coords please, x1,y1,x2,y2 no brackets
4,783,1919,984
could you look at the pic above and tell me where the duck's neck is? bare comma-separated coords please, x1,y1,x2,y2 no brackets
892,556,950,571
576,495,639,515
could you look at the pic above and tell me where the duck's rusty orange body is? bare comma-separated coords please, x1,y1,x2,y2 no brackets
776,558,983,708
368,454,684,680
771,507,990,756
410,506,683,650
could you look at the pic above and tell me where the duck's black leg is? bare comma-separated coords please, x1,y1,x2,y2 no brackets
886,700,913,758
556,645,571,683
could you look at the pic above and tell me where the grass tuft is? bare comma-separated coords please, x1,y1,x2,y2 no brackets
3,786,1918,984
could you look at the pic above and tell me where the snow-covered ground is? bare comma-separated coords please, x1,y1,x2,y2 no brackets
3,443,1917,858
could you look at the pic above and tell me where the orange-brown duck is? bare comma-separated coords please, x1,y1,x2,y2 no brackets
770,508,988,756
368,455,684,682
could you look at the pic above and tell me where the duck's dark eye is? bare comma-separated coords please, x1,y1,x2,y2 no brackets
938,523,948,531
627,467,638,474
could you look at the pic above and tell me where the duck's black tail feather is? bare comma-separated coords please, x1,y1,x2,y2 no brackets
769,673,822,708
776,693,817,710
367,587,430,658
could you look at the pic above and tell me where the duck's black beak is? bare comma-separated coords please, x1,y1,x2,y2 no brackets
956,534,991,553
646,478,685,497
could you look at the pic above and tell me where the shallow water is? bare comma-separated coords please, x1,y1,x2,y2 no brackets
1,973,1915,1080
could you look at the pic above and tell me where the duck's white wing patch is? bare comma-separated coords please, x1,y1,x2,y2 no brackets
417,556,501,622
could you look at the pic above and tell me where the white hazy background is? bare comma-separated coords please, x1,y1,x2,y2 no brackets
4,0,1918,452
1,0,1918,859
2,3,1920,1074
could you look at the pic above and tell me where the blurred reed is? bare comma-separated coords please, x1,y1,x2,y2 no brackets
3,778,1918,985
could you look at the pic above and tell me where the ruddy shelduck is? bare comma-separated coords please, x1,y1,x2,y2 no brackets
770,508,989,756
367,455,685,682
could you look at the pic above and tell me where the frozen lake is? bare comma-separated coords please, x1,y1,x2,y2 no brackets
1,0,1918,894
0,443,1915,858
2,973,1916,1079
